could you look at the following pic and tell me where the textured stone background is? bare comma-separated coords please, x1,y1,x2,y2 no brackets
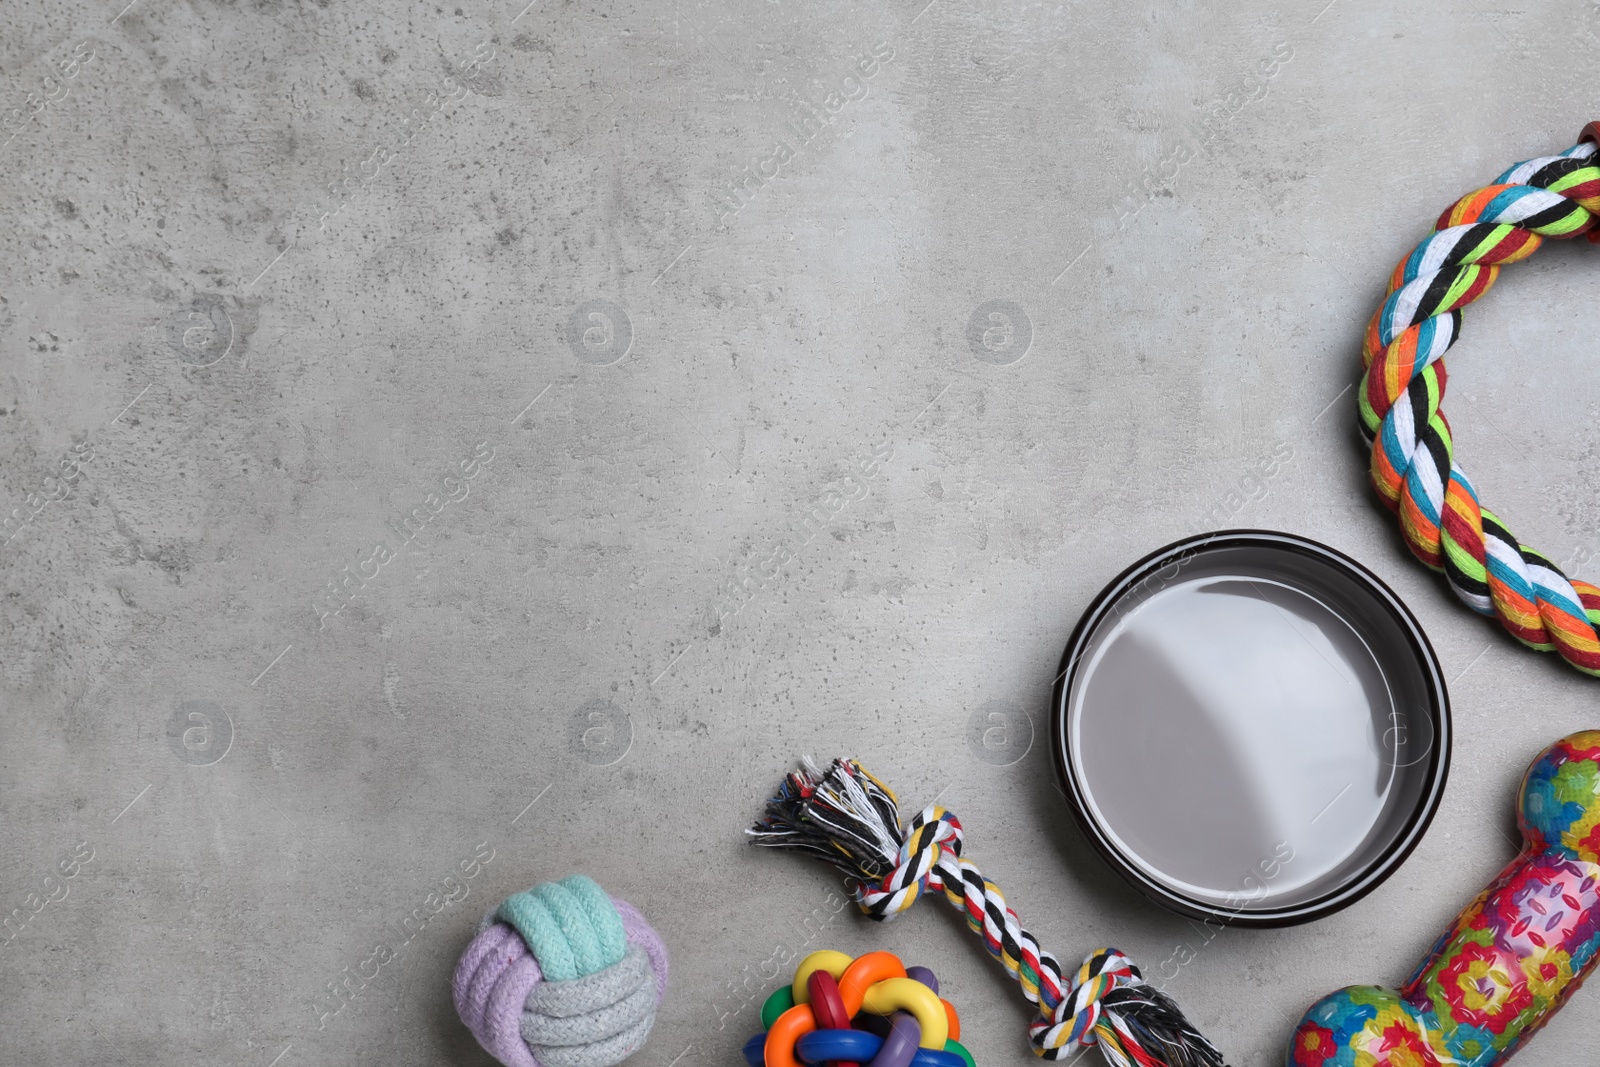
3,0,1599,1064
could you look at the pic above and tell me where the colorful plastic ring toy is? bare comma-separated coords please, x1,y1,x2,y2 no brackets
793,1030,966,1067
792,949,854,1002
807,969,852,1031
748,949,970,1067
861,978,948,1048
761,985,796,1031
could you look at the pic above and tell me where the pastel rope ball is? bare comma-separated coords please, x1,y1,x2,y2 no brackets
1360,123,1600,675
453,876,668,1067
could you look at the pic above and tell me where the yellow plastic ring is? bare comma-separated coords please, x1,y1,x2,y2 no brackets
860,976,949,1049
791,949,855,1003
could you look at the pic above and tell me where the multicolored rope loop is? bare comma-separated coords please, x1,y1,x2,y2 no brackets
748,758,1230,1067
1360,123,1600,676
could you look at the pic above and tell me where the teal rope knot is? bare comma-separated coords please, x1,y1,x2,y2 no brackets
496,875,628,982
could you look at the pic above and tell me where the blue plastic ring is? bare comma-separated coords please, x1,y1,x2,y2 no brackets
795,1030,964,1067
743,1032,768,1067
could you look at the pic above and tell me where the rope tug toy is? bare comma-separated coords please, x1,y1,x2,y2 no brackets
1288,730,1600,1066
741,948,976,1067
1360,122,1600,676
749,758,1230,1067
452,875,669,1067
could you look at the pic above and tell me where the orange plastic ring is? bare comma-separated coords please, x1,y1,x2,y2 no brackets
762,1003,817,1067
837,951,906,1016
940,998,961,1041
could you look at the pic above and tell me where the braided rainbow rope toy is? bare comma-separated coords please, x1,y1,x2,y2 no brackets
750,759,1229,1067
1361,123,1600,675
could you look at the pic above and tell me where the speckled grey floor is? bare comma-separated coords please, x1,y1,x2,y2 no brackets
3,1,1599,1065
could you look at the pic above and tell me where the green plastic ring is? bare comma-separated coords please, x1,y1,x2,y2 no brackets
761,985,796,1030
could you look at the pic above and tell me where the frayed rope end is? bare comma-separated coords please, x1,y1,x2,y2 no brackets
746,756,906,905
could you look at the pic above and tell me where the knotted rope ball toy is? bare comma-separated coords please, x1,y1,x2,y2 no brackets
1360,123,1600,675
742,948,975,1067
452,876,668,1067
749,759,1229,1067
1289,730,1600,1066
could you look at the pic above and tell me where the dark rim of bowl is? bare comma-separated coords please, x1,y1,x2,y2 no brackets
1049,529,1452,928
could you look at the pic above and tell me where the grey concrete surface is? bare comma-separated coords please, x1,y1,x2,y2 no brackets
3,0,1599,1064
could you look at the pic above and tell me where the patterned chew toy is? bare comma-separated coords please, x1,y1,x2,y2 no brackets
740,949,975,1067
1288,730,1600,1066
1359,122,1600,676
750,758,1230,1067
452,875,669,1067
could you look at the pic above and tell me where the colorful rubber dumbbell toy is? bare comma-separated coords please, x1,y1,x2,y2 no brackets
1288,731,1600,1066
742,950,975,1067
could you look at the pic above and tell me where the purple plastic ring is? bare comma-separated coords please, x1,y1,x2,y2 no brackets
866,1012,921,1067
